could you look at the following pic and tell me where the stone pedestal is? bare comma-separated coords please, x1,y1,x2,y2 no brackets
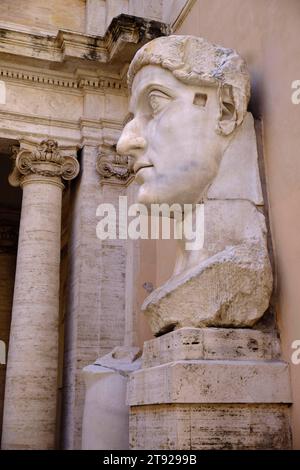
127,328,292,450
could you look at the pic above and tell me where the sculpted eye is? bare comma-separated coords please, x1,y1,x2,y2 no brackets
148,90,171,115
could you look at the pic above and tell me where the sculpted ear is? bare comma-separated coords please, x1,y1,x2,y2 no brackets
218,85,238,135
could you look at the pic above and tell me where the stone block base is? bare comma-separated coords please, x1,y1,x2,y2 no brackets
130,403,291,450
127,328,292,450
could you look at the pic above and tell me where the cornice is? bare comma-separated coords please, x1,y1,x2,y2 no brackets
0,14,170,68
0,109,80,129
0,110,124,148
0,110,124,131
0,66,125,92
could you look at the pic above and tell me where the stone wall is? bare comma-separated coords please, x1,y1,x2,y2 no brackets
0,0,86,33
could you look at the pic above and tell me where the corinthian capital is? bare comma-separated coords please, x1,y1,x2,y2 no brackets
9,139,80,187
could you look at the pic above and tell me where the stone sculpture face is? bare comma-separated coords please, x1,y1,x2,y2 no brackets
117,35,250,207
118,65,226,206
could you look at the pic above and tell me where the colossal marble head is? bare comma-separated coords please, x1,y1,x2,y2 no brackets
117,35,250,207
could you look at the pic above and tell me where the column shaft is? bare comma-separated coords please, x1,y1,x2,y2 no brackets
1,178,63,449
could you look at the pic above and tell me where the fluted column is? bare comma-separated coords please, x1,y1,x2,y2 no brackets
1,140,79,450
0,211,19,444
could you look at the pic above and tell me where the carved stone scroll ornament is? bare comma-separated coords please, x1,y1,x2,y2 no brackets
96,150,134,185
9,140,80,187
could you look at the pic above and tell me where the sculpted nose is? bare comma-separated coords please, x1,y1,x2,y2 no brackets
117,122,147,157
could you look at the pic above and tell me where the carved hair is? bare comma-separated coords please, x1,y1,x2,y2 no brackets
128,35,250,135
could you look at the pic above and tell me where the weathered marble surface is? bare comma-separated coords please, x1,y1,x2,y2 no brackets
142,327,281,368
117,36,273,334
128,359,291,405
143,241,272,333
82,347,141,450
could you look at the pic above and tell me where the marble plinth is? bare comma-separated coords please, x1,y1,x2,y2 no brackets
127,328,292,450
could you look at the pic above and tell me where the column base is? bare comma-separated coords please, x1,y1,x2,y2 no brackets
127,328,292,450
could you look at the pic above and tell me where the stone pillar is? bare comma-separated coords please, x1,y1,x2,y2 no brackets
62,144,104,450
96,147,134,353
1,140,79,450
0,210,19,443
62,144,133,450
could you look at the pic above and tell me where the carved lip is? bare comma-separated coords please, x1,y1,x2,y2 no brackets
134,163,154,175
